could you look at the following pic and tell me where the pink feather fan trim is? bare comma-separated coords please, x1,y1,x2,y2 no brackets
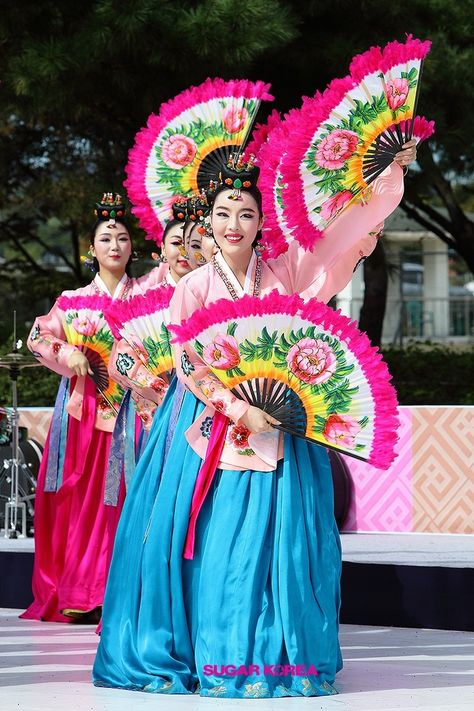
169,290,304,344
57,294,112,313
280,76,355,251
104,284,174,339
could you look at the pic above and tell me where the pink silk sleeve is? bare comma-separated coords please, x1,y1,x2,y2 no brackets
306,224,383,304
27,301,77,378
109,339,168,406
134,263,169,290
170,281,250,423
269,163,404,299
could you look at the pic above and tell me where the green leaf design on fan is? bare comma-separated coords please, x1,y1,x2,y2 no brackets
239,327,278,362
401,67,418,89
142,329,172,363
322,379,359,414
225,365,246,378
351,98,380,125
194,339,204,358
65,310,78,325
313,414,327,434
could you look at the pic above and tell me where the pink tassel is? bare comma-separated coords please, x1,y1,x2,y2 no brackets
183,411,229,559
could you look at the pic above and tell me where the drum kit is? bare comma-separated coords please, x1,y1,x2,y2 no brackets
0,313,43,538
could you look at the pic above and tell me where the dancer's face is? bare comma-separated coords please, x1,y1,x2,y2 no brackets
184,222,217,268
211,189,263,260
91,221,132,274
162,223,191,281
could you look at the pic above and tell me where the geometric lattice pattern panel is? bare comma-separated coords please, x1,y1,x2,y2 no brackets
342,407,414,532
18,407,53,447
342,406,474,534
412,407,474,533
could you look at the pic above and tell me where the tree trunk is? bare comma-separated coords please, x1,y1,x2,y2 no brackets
403,147,474,273
358,239,388,348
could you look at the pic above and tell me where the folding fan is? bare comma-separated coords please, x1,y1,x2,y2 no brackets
259,112,433,257
255,111,298,258
125,77,273,243
57,294,123,411
280,35,432,249
170,291,399,468
105,284,175,382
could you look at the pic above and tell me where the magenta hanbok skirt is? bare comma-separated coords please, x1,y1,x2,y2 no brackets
20,379,125,622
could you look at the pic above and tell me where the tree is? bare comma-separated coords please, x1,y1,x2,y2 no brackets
0,0,297,308
1,0,473,348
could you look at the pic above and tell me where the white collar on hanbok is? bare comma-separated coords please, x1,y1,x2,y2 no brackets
94,272,129,299
165,269,178,287
215,249,257,297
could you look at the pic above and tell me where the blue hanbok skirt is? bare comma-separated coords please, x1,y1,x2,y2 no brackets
93,388,342,698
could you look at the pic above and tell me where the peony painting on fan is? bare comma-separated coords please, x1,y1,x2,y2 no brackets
57,295,123,413
171,292,399,469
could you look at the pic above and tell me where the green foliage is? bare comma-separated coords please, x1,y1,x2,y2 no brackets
382,344,474,405
1,0,473,335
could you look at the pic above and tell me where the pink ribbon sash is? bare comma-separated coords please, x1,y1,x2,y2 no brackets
183,411,228,560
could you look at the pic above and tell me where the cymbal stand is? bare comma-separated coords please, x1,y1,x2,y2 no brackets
3,312,27,538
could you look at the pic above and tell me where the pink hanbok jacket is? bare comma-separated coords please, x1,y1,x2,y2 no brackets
27,266,168,432
170,163,404,471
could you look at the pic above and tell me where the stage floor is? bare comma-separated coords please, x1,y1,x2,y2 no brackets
1,609,473,711
2,531,474,566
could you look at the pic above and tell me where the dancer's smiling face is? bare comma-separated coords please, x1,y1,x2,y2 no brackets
211,189,263,259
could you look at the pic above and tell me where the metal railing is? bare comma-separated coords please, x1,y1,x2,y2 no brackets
338,296,474,343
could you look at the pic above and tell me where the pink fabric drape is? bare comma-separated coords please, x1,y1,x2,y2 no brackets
183,411,229,560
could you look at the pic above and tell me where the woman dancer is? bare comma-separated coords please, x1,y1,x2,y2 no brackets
183,195,218,270
97,194,216,616
108,206,192,406
21,194,172,623
93,140,416,696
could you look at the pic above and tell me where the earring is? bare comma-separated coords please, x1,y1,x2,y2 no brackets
132,250,139,262
80,253,97,273
161,253,168,263
255,240,264,255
